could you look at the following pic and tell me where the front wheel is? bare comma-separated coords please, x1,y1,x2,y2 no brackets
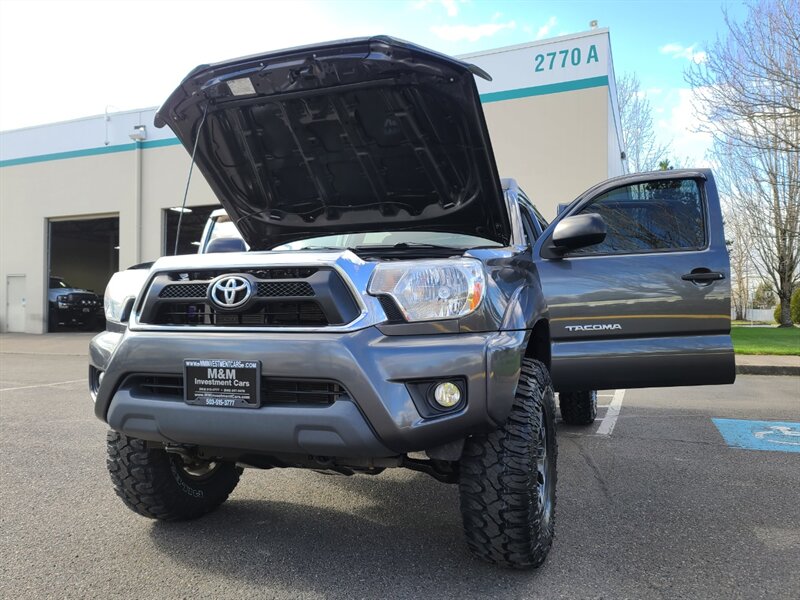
106,431,242,521
458,358,557,569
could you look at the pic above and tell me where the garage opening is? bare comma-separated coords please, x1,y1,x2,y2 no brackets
163,204,221,256
48,215,119,332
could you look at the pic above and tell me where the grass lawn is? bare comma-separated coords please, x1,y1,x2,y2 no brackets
731,326,800,355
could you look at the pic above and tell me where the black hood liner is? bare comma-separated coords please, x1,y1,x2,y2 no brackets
155,36,510,249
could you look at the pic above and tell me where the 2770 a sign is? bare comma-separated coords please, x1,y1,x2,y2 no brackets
534,44,600,73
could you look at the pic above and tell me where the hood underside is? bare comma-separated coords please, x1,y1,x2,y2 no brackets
155,36,510,249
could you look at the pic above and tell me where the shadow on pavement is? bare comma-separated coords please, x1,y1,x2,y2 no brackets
148,471,542,597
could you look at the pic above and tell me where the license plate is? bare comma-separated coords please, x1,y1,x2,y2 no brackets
184,359,260,408
82,308,90,313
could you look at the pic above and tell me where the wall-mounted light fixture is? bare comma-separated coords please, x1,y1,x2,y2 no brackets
169,206,193,213
129,125,147,142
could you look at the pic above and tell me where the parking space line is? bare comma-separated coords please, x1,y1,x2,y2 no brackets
0,379,85,393
596,389,625,436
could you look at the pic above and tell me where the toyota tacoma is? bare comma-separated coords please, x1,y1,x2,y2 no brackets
89,37,735,569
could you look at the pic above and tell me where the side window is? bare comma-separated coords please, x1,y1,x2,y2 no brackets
532,207,549,233
570,178,706,255
519,207,538,244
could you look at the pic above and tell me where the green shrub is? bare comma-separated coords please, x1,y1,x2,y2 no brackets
774,289,800,324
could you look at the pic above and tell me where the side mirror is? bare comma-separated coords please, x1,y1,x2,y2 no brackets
551,213,607,252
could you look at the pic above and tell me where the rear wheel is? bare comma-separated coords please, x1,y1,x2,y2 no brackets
106,431,241,521
558,390,597,425
458,358,557,569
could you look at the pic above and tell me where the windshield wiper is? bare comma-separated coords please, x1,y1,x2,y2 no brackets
289,246,358,252
356,242,461,251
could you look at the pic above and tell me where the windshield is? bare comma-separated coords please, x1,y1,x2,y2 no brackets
207,215,501,251
49,277,70,289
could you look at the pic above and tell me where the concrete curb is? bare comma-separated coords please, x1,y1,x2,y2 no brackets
736,364,800,376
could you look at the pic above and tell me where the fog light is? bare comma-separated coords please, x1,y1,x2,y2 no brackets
433,382,461,408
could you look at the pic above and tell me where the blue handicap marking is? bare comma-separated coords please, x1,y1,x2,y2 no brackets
712,418,800,453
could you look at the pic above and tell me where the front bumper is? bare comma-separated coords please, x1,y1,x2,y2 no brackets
54,305,101,324
89,327,526,457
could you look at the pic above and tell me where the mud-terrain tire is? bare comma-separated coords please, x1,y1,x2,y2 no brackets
106,430,241,521
558,390,597,425
458,358,557,569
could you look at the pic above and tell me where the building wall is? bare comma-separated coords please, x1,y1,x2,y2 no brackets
482,86,610,210
464,28,625,214
0,29,624,333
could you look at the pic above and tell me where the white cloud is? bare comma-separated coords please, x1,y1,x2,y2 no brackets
411,0,462,16
441,0,459,17
655,88,714,166
659,43,708,64
536,16,557,39
430,20,516,43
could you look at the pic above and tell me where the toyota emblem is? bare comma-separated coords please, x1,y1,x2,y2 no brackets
209,275,252,310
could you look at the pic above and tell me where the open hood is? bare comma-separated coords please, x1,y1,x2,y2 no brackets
155,36,510,249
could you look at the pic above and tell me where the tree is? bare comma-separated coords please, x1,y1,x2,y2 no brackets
686,0,800,327
751,281,775,309
616,73,670,173
724,208,753,320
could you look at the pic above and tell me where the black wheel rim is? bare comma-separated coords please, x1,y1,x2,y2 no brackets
172,455,221,481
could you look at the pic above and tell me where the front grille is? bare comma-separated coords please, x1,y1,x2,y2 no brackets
156,301,328,327
126,374,346,405
263,380,346,404
160,283,208,299
256,281,314,297
138,266,358,328
159,281,315,300
67,293,99,304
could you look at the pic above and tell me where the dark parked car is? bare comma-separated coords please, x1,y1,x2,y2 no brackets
48,276,102,331
89,37,734,569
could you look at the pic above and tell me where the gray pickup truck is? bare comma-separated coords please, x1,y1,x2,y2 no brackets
90,37,734,569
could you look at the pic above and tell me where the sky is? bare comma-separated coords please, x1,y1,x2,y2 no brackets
0,0,748,164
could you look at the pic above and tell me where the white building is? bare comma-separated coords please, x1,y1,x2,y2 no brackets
0,29,624,333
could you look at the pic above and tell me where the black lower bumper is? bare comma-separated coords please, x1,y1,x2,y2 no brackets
89,327,527,457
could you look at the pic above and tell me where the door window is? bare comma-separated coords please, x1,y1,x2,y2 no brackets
570,178,706,255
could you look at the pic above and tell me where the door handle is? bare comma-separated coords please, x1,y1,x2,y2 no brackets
681,270,724,283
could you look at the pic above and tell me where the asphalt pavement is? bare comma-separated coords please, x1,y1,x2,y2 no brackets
1,333,798,599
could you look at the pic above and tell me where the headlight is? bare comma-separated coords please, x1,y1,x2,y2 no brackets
104,269,150,323
368,259,485,322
